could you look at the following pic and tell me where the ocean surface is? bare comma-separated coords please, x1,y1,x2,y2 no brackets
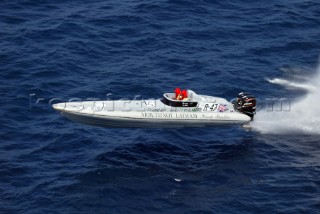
1,0,320,213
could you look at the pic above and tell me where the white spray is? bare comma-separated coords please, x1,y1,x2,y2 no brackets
252,64,320,135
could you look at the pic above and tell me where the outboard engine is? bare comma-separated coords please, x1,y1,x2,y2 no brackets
232,92,256,120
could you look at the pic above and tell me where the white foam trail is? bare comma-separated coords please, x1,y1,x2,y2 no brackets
253,65,320,135
267,78,317,92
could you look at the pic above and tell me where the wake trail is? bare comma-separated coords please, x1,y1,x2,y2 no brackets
252,64,320,135
267,78,317,92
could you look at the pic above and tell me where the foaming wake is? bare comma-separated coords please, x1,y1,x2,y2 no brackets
267,78,317,92
252,65,320,135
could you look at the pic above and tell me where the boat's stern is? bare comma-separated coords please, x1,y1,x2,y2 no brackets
231,92,257,120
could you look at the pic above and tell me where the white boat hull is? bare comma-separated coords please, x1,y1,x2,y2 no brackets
53,99,251,128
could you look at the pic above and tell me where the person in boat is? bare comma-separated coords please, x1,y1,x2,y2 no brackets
175,88,189,101
181,89,189,101
175,88,183,100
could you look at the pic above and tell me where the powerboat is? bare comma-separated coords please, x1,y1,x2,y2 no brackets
52,89,256,128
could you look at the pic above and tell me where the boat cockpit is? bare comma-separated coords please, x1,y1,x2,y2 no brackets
161,89,201,107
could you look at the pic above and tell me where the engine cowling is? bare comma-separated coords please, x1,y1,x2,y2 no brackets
232,92,256,120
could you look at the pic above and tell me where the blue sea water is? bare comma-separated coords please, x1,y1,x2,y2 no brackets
1,0,320,213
